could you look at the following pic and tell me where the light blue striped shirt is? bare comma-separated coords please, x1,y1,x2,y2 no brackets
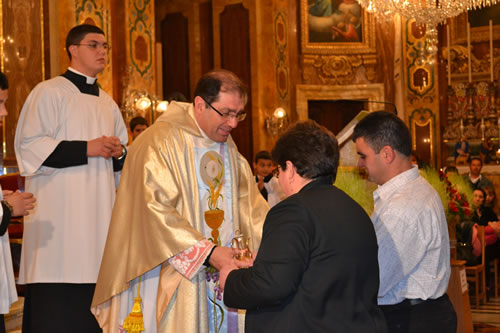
372,166,451,305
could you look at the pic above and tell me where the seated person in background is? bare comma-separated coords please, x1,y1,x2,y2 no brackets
129,116,148,141
410,150,428,169
455,135,470,165
444,165,459,176
466,157,493,190
471,188,500,294
221,120,387,333
253,150,284,208
484,185,499,216
480,137,495,165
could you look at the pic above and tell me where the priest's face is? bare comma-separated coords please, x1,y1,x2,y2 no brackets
194,92,244,143
0,88,8,121
70,33,108,77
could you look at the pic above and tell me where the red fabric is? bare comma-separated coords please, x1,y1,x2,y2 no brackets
485,225,498,246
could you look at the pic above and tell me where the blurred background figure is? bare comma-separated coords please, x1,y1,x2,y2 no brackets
253,150,284,208
455,135,470,166
480,137,495,165
129,116,148,141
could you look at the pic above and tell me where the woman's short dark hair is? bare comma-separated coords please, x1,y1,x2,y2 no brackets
272,120,339,183
193,69,248,105
65,24,105,60
352,111,411,157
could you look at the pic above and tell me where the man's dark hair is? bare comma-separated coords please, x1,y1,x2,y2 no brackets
272,120,339,183
254,150,272,163
352,111,411,157
193,70,248,105
65,24,105,60
130,116,148,131
0,71,8,90
470,156,482,167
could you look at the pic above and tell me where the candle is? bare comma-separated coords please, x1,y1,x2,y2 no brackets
467,22,472,83
447,24,451,85
490,20,494,82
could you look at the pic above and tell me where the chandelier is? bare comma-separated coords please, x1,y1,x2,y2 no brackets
356,0,498,26
356,0,498,64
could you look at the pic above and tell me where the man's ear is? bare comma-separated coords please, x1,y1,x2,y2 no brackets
193,96,205,115
285,160,296,179
380,145,395,164
68,45,77,59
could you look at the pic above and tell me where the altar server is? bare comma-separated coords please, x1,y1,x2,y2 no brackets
14,24,128,333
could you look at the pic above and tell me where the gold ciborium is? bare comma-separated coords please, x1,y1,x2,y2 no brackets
231,231,252,260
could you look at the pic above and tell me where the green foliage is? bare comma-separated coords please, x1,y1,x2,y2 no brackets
419,167,450,216
334,168,375,216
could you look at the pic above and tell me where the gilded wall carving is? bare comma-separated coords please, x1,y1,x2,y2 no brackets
403,20,441,166
75,0,113,95
1,0,44,160
126,0,155,93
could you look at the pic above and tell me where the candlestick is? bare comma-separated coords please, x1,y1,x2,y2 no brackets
447,24,451,85
467,22,472,83
490,20,494,82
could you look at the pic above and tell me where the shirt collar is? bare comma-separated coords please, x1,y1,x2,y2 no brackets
468,173,482,182
373,165,419,202
68,67,97,84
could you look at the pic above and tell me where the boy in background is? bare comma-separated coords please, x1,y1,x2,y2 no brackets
253,150,284,208
129,116,148,141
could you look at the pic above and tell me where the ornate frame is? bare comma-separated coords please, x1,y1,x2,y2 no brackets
300,0,376,54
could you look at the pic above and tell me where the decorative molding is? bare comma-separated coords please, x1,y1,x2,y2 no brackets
410,107,436,165
274,11,288,100
296,83,385,120
303,54,363,85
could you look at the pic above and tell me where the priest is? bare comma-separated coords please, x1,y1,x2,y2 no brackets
91,70,269,333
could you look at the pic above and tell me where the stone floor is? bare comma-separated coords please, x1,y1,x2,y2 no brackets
5,297,22,332
4,295,500,332
472,296,500,332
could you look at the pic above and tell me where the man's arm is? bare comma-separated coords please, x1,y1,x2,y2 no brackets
43,136,124,168
375,210,428,297
223,202,310,310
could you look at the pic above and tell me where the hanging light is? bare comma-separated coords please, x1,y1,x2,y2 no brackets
356,0,497,26
357,0,498,66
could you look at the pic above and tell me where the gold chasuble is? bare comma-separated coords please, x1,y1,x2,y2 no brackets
91,102,269,332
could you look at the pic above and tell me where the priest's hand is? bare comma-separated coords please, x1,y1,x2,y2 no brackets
209,246,235,271
88,136,121,159
4,190,36,216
